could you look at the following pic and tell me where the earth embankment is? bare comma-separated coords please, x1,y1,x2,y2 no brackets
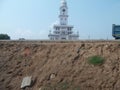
0,41,120,90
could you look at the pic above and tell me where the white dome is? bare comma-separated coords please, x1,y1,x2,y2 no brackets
61,0,67,6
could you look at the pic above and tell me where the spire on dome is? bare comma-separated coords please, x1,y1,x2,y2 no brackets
61,0,66,3
61,0,67,6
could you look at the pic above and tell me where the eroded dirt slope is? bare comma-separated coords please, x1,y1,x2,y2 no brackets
0,41,120,90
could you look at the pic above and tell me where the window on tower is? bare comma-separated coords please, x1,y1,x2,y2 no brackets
62,9,65,12
62,9,66,15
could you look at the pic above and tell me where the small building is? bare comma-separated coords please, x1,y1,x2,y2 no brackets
48,0,79,40
112,24,120,39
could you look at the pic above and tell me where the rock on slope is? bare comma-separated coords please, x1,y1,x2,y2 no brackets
0,41,120,90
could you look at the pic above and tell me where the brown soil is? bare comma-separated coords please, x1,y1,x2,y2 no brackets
0,41,120,90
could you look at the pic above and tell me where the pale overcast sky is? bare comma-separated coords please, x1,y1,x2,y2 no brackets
0,0,120,40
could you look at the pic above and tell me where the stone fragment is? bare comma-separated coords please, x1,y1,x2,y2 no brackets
50,73,56,79
21,76,32,89
39,87,42,90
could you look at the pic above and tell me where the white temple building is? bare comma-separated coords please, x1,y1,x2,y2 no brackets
48,0,79,40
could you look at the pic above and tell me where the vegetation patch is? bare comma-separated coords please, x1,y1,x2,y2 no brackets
0,34,10,40
88,55,104,65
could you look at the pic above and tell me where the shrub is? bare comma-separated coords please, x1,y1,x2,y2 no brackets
88,55,104,65
0,34,10,40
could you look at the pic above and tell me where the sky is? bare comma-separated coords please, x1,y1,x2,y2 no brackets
0,0,120,40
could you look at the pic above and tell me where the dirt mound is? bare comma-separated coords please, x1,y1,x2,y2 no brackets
0,41,120,90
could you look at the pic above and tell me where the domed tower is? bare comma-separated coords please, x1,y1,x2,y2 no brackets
48,0,79,40
59,0,68,25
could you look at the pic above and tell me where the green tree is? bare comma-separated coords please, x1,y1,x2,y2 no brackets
0,34,10,40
